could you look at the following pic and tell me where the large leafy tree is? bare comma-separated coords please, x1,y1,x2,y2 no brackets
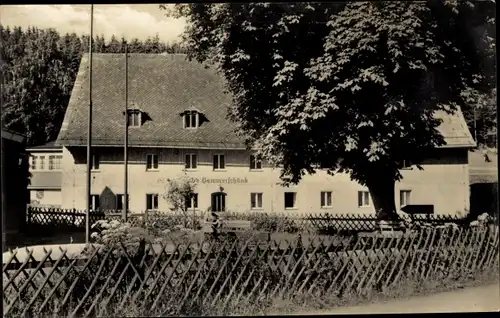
162,1,496,219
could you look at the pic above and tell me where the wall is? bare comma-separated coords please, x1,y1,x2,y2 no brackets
60,146,470,216
1,137,29,251
29,189,62,207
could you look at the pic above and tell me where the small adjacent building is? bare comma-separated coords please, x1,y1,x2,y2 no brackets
1,128,29,251
55,53,476,216
26,141,63,207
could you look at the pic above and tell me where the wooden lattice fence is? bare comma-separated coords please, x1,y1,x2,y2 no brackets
3,226,499,317
25,206,475,235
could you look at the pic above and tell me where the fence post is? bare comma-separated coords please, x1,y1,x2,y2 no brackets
26,205,30,227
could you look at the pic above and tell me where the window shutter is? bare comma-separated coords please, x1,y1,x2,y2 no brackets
358,192,363,207
321,192,325,207
213,155,218,169
147,155,152,169
185,154,190,168
153,155,158,169
135,113,141,126
191,113,196,127
146,194,151,210
251,193,255,208
250,155,255,169
192,155,197,169
220,155,225,169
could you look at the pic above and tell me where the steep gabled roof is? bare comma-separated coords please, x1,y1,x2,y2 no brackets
56,53,476,149
434,108,476,148
56,53,244,149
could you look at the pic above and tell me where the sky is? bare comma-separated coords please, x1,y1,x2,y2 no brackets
0,4,186,43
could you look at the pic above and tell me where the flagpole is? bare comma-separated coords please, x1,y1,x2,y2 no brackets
86,4,94,244
123,43,129,221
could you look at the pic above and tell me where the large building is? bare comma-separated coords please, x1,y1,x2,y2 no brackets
55,53,476,215
26,141,63,207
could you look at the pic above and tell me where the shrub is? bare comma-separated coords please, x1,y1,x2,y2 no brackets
251,214,300,233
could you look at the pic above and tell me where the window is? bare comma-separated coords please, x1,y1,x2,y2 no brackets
48,155,62,170
213,154,225,170
400,190,411,206
184,111,199,129
30,156,37,170
39,156,45,170
251,193,263,209
358,191,370,207
211,192,226,212
127,109,141,127
321,191,333,208
250,155,262,170
185,154,197,170
91,154,100,170
116,194,124,210
90,195,100,211
186,193,198,209
146,193,159,210
284,192,297,209
146,154,158,171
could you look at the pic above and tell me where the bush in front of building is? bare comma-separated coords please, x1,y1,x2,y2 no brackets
249,213,301,233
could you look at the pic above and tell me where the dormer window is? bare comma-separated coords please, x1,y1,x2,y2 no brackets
183,110,199,129
127,109,141,127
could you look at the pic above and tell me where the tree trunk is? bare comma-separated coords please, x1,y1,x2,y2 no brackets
366,177,399,221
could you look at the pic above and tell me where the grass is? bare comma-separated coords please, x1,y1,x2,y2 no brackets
260,268,500,316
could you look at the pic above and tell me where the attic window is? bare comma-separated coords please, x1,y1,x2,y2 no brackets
127,109,141,127
183,110,199,129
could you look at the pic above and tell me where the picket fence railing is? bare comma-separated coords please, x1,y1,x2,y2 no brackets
3,226,499,317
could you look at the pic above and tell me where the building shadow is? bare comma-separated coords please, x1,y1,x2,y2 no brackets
470,182,498,219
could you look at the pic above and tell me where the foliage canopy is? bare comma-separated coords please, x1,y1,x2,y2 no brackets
161,1,496,218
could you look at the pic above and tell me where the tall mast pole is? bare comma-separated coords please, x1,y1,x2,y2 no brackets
86,4,94,244
123,44,129,221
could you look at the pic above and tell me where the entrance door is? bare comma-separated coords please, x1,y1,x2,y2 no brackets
211,192,226,212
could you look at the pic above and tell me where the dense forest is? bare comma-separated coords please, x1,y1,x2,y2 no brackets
0,25,186,146
0,24,496,147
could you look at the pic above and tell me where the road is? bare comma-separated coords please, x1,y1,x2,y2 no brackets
292,284,500,315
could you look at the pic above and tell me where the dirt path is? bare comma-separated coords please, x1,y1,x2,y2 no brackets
291,284,500,315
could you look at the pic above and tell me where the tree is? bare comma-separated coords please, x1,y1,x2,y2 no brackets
128,38,143,53
106,34,121,53
161,1,496,219
94,34,106,53
1,27,74,145
162,176,198,228
462,88,497,146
